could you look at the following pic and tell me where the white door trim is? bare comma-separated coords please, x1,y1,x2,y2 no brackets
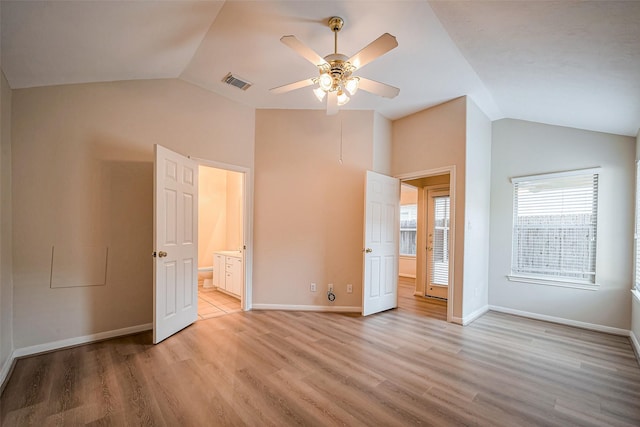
189,156,253,312
396,166,456,324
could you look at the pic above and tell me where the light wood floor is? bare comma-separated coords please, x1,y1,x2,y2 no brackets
2,285,639,426
198,285,241,320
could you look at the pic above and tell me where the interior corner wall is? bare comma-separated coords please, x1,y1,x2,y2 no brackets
391,97,467,321
11,79,255,349
373,112,392,176
225,170,243,251
633,130,640,344
0,70,14,381
198,165,228,268
462,98,491,319
489,119,635,329
253,109,375,308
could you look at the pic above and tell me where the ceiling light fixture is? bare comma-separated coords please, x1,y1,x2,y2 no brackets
270,16,399,115
311,17,358,106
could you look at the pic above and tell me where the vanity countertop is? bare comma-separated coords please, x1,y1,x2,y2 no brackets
215,250,242,257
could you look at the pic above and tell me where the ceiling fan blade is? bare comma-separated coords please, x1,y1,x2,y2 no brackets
270,78,315,94
281,35,328,67
348,33,398,70
326,91,338,115
358,77,400,99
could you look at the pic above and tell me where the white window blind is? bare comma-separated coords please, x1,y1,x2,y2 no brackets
431,196,450,285
635,161,640,291
511,169,599,285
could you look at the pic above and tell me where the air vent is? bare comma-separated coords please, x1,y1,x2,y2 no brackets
222,73,252,91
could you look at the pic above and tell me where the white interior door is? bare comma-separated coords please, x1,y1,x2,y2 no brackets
154,144,198,344
362,170,400,316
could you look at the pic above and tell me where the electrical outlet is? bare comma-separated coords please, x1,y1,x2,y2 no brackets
328,283,334,292
347,283,353,293
310,282,317,292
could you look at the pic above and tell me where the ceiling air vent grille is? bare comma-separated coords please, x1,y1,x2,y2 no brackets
222,73,252,91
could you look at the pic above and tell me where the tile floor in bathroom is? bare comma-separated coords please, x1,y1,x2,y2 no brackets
197,284,241,320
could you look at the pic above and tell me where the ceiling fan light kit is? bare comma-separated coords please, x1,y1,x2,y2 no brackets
270,16,400,115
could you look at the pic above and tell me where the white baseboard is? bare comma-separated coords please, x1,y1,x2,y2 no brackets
488,305,630,336
462,305,489,325
252,304,361,313
1,323,152,392
0,348,16,392
13,323,152,359
630,330,640,365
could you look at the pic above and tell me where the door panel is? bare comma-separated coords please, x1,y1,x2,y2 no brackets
426,189,450,299
154,144,198,344
363,171,399,316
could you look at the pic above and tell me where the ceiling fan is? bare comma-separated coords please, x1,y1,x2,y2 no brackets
270,16,400,115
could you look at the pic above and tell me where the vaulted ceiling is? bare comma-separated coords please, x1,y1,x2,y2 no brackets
2,1,639,136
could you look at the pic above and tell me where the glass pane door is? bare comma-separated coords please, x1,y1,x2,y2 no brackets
426,190,450,299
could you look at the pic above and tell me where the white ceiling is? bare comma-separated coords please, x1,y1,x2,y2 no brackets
2,1,639,136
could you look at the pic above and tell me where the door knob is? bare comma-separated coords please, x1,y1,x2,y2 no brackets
158,251,168,258
365,248,373,253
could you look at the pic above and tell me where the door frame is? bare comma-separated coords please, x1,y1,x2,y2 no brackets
189,156,253,311
396,166,456,323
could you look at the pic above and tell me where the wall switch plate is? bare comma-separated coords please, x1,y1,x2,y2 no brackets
347,284,353,293
328,283,334,292
310,282,317,292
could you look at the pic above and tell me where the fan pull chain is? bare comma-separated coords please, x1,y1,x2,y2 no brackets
339,118,344,164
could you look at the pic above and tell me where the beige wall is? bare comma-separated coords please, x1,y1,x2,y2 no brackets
0,70,14,381
462,98,492,319
633,130,640,352
198,167,244,269
392,97,467,320
226,170,243,251
489,119,634,329
373,112,392,176
253,110,378,308
198,166,228,268
11,79,255,348
400,185,418,205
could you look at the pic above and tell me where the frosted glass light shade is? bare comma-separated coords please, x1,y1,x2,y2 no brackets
313,87,326,102
319,73,333,91
345,77,359,95
337,91,350,106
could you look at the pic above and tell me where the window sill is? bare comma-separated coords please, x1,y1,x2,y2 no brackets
399,255,416,258
632,289,640,304
507,275,598,291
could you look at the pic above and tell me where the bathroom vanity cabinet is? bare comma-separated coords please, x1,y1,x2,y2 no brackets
213,251,243,298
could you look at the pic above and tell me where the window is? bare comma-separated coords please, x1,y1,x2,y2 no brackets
400,204,417,256
510,169,599,286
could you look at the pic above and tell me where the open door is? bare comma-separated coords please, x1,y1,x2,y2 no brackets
362,170,400,316
153,145,198,344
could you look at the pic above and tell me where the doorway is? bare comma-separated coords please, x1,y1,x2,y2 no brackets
398,169,454,322
196,164,245,319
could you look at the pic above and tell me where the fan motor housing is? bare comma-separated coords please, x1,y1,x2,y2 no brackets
324,53,353,83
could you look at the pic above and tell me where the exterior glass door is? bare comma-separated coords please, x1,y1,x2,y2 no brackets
426,189,450,299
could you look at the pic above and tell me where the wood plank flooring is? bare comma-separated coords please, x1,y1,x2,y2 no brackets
2,285,640,426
